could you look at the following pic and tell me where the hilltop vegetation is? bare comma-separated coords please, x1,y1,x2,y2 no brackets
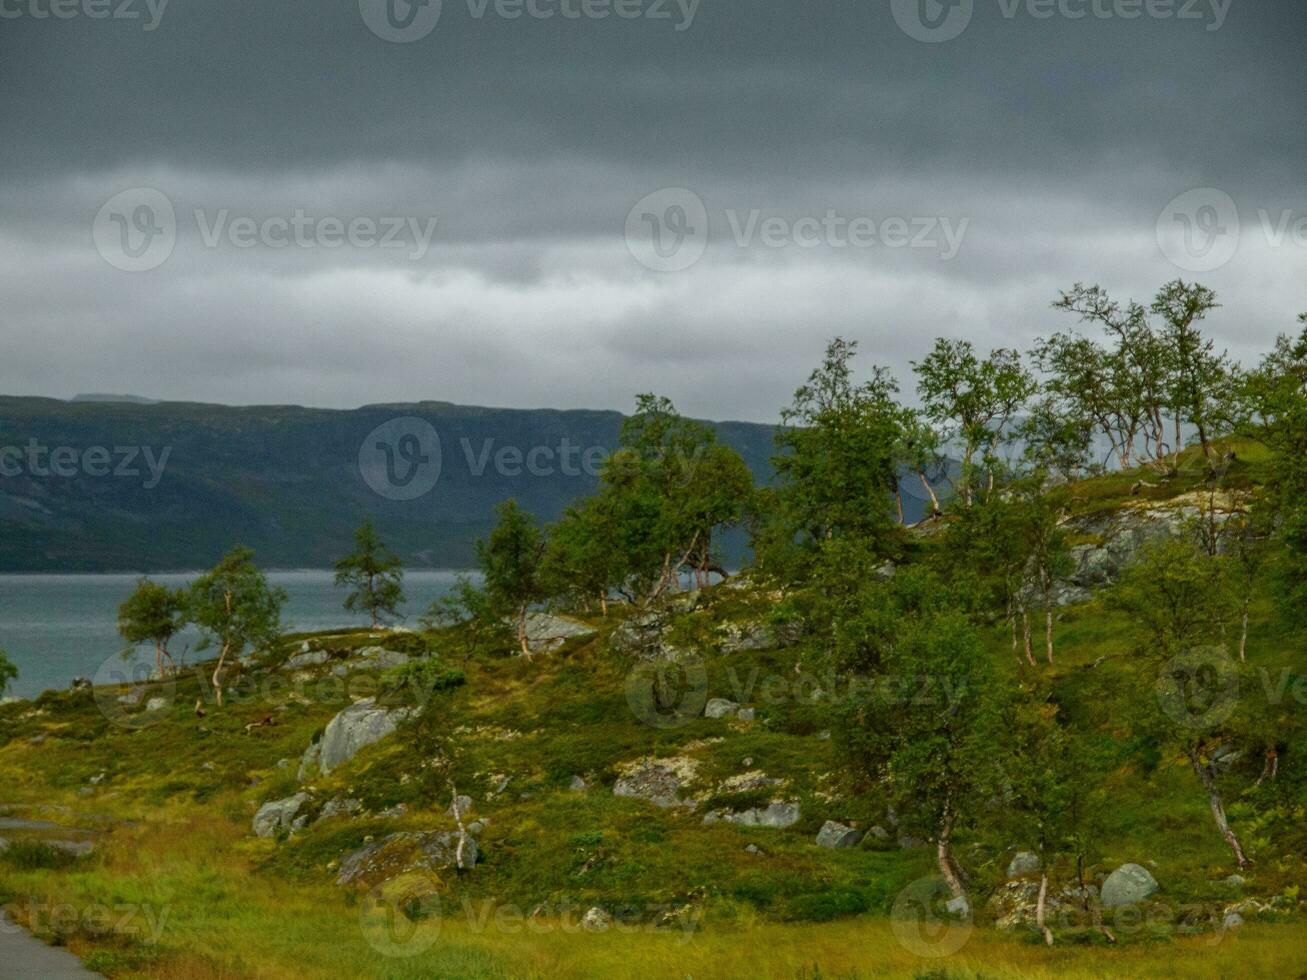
2,280,1307,978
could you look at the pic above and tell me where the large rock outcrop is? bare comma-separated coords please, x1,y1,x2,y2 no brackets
300,699,412,780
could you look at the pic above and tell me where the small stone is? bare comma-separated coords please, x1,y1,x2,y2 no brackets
745,844,761,855
869,825,890,840
569,775,587,792
736,707,756,722
704,698,740,719
1223,874,1247,890
816,820,865,849
581,907,612,932
945,895,971,918
145,697,170,712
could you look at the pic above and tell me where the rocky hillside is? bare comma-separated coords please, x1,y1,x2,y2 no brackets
0,459,1305,978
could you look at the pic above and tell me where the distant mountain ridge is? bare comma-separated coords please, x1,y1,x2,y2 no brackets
0,396,787,572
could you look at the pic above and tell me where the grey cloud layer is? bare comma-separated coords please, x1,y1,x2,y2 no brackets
1,0,1304,420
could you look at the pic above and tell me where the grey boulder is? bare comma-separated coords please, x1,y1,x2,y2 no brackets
1007,851,1041,878
303,698,412,779
1100,863,1159,908
253,793,310,838
816,820,865,849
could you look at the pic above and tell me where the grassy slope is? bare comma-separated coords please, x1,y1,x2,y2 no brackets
1,448,1305,978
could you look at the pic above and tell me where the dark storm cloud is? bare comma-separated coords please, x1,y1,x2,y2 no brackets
0,0,1304,420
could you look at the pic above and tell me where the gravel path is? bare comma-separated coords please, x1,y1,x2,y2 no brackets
0,910,105,978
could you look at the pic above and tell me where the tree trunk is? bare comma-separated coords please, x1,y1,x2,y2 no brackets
517,604,531,658
1190,749,1251,868
448,781,470,871
1022,608,1035,667
917,471,942,517
1239,604,1250,662
895,488,904,525
1045,607,1055,665
936,812,966,902
211,641,231,708
1036,872,1053,945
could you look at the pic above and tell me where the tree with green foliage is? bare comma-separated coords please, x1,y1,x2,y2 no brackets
913,338,1035,505
1152,280,1246,473
0,649,17,698
117,578,187,679
1251,316,1307,623
770,338,905,571
593,394,751,601
540,496,626,614
835,569,1009,909
1008,696,1114,944
1048,283,1166,471
188,547,286,707
1110,541,1251,867
478,499,547,657
334,520,405,628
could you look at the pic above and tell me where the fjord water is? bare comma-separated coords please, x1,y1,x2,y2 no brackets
0,570,466,699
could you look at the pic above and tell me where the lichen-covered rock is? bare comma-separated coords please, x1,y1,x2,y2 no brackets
610,611,674,660
816,820,865,849
316,798,363,823
716,622,776,654
336,831,478,886
253,793,310,838
1100,863,1159,908
613,757,699,809
303,698,412,779
522,613,597,654
285,649,331,669
581,907,612,932
704,801,800,829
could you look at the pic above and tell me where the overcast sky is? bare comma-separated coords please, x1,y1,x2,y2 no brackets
2,0,1304,423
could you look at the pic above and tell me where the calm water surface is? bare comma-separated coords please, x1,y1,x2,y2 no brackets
0,571,467,699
